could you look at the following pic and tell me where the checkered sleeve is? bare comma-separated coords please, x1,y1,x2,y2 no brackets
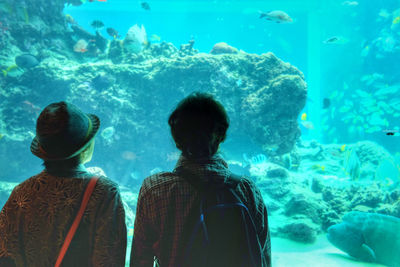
239,178,272,267
130,183,155,267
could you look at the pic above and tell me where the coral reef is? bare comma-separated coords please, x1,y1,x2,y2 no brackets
210,42,239,55
0,39,306,182
253,140,400,243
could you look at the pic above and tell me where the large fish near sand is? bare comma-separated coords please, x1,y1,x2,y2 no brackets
327,211,400,267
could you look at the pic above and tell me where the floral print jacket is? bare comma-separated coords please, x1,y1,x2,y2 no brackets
0,170,127,267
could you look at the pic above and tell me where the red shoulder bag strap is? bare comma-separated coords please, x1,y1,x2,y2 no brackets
55,176,99,267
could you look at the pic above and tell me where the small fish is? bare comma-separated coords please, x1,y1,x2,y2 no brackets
259,10,293,23
322,98,331,109
15,54,39,69
0,134,3,140
341,1,358,6
340,144,346,152
323,36,349,44
2,64,18,77
90,20,104,29
301,113,307,121
393,16,400,25
386,132,395,136
22,100,41,115
73,39,88,53
128,227,134,237
141,2,150,10
301,120,314,130
101,126,115,140
251,154,267,165
150,34,161,42
343,149,360,180
106,27,120,39
65,14,77,24
311,164,326,172
121,151,137,161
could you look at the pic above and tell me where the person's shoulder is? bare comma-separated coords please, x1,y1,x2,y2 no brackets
231,173,257,191
12,172,44,192
231,173,263,201
140,171,178,194
95,175,120,192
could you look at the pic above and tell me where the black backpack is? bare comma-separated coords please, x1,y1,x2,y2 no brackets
176,168,265,267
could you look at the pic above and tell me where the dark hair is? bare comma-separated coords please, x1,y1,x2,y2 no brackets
43,156,81,170
168,92,229,158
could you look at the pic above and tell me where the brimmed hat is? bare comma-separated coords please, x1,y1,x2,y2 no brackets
31,101,100,161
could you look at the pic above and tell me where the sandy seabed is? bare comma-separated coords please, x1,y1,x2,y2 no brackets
272,235,386,267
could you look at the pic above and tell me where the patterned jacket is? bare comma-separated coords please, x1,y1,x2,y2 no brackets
0,169,127,267
130,154,271,267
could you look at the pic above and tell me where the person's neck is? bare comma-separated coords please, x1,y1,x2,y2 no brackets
45,164,88,177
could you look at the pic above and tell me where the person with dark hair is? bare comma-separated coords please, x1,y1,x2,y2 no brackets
0,101,127,267
130,92,271,267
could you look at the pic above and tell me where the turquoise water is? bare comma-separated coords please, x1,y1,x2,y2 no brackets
1,0,400,266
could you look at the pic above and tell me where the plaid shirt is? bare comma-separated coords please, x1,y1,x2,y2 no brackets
130,154,271,267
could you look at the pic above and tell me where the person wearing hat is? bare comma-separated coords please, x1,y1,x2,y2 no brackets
0,101,127,267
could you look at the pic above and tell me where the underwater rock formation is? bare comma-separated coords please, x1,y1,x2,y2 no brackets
250,140,400,243
0,40,306,181
210,42,239,55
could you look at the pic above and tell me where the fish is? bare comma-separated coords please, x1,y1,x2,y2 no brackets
65,14,77,24
101,126,115,140
301,120,314,130
378,9,390,19
128,227,134,237
340,144,346,152
375,158,400,187
374,83,400,96
301,113,307,121
343,148,360,180
393,16,400,25
121,151,137,161
361,73,383,85
2,64,18,77
311,164,325,172
251,154,267,165
355,89,371,98
259,10,293,23
15,54,39,69
150,34,161,42
22,100,41,115
327,211,400,266
141,2,150,10
339,105,352,113
90,20,104,29
323,36,349,44
322,98,330,109
0,134,3,140
341,1,359,6
361,44,370,57
106,27,120,39
329,90,339,99
73,39,88,53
